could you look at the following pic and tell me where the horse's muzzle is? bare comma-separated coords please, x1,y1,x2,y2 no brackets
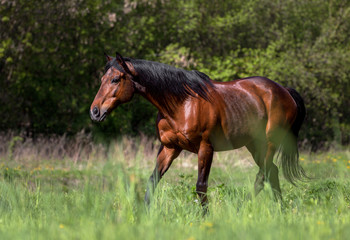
90,107,107,122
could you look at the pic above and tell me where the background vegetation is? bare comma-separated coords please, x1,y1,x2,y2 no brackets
1,0,350,149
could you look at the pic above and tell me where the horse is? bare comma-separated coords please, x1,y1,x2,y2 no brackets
90,52,307,207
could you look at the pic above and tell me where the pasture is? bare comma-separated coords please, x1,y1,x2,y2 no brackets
0,136,349,240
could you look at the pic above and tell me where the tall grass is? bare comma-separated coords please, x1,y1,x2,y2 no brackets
0,134,349,239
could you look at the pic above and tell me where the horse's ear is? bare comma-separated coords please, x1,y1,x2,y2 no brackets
115,52,133,76
104,52,112,62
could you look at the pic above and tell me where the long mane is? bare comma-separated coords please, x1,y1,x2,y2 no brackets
105,58,214,112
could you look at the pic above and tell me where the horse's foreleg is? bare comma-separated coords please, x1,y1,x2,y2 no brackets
196,141,214,209
144,145,181,206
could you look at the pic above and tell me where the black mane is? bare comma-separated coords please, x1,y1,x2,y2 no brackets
105,57,214,112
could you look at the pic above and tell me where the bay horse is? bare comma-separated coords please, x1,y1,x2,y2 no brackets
90,52,307,207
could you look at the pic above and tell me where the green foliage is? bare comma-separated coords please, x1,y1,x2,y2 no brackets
0,0,349,148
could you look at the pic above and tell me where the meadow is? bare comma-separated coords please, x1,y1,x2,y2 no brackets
0,134,349,240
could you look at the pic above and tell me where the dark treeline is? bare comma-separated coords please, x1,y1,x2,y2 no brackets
0,0,349,150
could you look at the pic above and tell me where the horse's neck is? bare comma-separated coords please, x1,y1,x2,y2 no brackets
133,81,178,118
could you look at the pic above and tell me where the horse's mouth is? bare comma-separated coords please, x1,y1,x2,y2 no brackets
99,111,107,122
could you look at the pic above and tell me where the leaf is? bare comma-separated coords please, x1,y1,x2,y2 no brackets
1,16,9,22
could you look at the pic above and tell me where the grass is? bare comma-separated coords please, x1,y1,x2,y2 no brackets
0,135,349,239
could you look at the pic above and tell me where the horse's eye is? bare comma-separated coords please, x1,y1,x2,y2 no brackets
111,77,119,84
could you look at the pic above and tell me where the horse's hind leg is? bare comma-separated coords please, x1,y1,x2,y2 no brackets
264,142,282,200
246,141,281,200
246,142,265,195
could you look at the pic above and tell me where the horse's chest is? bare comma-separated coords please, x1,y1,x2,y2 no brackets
157,119,200,153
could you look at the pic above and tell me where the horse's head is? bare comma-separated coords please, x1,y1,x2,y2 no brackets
90,53,137,122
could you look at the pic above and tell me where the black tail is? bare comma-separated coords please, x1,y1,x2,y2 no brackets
287,88,306,138
279,88,307,185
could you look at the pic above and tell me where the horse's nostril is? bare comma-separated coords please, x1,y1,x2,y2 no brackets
92,106,99,116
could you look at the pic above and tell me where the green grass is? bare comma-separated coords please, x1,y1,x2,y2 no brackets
0,147,349,240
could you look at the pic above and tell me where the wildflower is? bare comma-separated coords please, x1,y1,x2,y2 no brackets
201,221,215,233
202,222,213,228
300,157,305,161
189,222,193,227
332,158,337,162
59,224,64,229
317,221,324,225
347,166,350,169
34,166,42,171
187,237,195,240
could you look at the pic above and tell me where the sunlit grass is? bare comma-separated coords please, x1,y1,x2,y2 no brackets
0,138,349,239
